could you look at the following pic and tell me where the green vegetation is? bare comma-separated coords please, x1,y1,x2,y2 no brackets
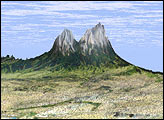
1,64,162,84
28,112,37,117
1,63,163,119
1,47,130,74
114,66,142,76
16,99,73,111
15,99,101,112
145,71,163,83
1,25,163,119
155,79,163,83
146,72,159,78
1,55,163,119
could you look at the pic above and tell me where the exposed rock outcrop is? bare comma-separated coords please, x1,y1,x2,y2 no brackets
51,29,78,56
79,22,114,56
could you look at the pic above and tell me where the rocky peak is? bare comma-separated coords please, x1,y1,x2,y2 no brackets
60,29,74,44
51,29,77,56
79,22,113,55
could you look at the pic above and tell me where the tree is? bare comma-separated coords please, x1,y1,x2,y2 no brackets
6,55,9,58
11,55,15,60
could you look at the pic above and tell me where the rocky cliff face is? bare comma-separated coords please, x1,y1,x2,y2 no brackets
1,23,130,72
79,22,114,56
51,23,115,57
49,23,122,66
51,29,78,56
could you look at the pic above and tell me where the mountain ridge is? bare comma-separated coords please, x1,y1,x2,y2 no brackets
2,23,161,73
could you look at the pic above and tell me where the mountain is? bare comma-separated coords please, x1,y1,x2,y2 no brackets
2,23,163,119
51,29,79,56
79,22,113,56
2,23,133,73
78,22,128,66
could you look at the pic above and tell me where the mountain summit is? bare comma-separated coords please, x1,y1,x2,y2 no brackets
51,22,116,58
1,23,130,72
79,22,113,56
51,29,78,56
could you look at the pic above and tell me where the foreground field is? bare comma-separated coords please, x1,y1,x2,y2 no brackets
1,66,163,119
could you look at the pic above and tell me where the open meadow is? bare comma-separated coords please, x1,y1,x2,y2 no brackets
1,66,163,119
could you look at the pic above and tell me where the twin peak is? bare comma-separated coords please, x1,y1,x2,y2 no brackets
51,23,114,56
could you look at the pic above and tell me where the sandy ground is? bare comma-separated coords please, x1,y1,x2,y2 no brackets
1,72,163,119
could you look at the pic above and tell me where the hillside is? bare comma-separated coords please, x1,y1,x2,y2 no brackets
1,23,163,119
1,65,163,119
1,23,130,73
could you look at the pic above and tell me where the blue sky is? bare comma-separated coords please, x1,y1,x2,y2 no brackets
1,1,163,72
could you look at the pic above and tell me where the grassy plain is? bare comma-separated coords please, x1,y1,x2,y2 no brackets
1,65,163,119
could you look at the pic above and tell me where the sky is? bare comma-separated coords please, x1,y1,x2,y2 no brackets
1,1,163,72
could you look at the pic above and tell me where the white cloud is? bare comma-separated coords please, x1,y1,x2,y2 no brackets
1,9,98,20
1,2,23,6
41,1,134,11
153,18,163,22
142,1,163,4
1,1,138,17
151,40,163,47
133,14,163,18
1,1,163,48
2,1,162,12
121,9,163,14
